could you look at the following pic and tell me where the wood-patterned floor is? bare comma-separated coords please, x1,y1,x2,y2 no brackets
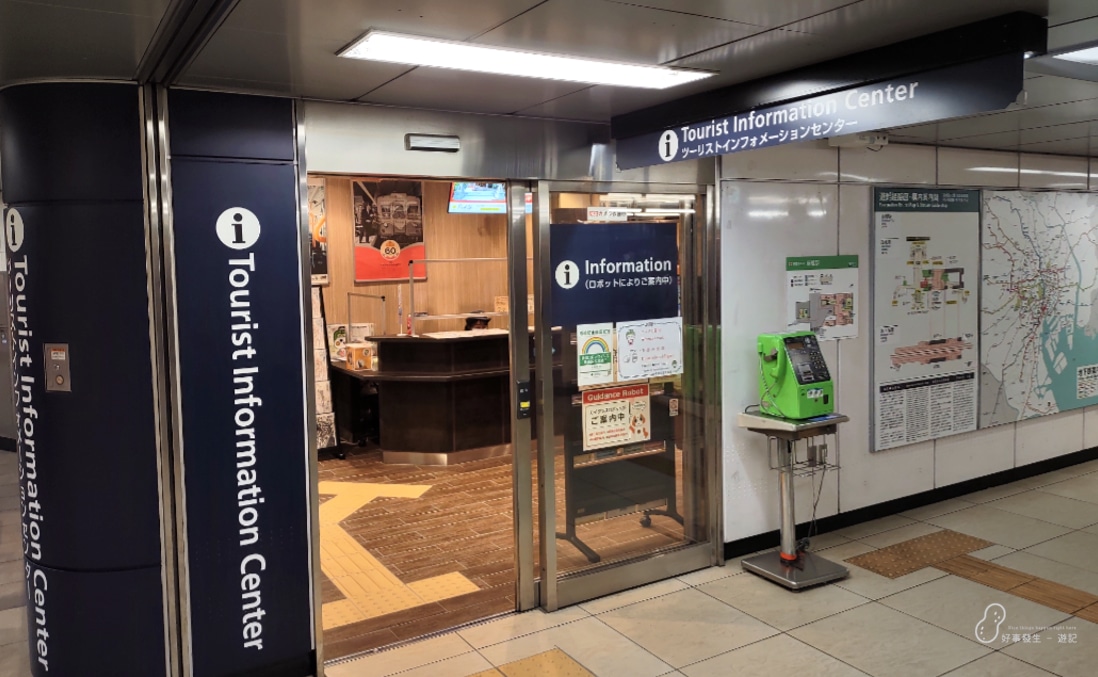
319,445,688,660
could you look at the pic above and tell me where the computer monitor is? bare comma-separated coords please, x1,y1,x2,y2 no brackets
448,182,507,214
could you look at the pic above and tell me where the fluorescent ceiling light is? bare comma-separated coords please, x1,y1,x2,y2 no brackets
339,30,715,89
971,167,1088,178
643,208,695,214
1054,46,1098,65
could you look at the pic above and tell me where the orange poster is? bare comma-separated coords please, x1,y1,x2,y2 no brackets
352,179,427,282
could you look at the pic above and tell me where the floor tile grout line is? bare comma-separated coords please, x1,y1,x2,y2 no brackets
553,645,607,677
335,630,481,676
877,588,1075,653
371,640,481,677
580,614,679,674
687,576,874,633
578,583,694,615
935,651,1007,676
461,613,594,651
780,632,875,677
671,631,783,672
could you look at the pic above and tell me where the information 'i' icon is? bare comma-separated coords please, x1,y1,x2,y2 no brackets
216,207,261,250
658,130,679,162
555,260,580,289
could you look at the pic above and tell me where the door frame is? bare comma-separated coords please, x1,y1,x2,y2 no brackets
508,179,723,612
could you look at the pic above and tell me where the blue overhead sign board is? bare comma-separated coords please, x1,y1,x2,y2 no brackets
616,53,1024,170
550,222,679,327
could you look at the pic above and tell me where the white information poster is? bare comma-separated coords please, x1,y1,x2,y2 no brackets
616,317,684,381
582,385,651,451
577,323,615,387
873,188,980,451
786,255,858,340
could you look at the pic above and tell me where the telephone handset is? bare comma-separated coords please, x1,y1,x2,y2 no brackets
762,346,786,383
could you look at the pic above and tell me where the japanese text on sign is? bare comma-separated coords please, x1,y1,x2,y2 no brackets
582,385,651,451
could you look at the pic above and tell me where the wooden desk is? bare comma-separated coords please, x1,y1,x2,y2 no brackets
332,332,560,465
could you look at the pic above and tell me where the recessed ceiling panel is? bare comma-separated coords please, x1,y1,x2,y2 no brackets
1019,97,1098,128
779,0,1048,39
1047,0,1098,26
945,130,1023,149
888,123,939,142
214,0,546,42
514,81,710,121
935,112,1024,140
1015,138,1092,155
1020,73,1098,104
184,27,410,100
183,0,548,100
360,67,592,116
601,0,854,27
1018,120,1093,143
516,27,821,120
0,0,168,84
473,0,765,65
679,0,1047,74
9,0,167,15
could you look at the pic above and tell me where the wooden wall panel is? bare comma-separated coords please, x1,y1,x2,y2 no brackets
318,177,511,334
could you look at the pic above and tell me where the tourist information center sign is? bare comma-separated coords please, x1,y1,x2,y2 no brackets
616,54,1023,170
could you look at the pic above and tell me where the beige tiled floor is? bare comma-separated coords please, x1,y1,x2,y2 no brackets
3,452,1098,676
332,456,1098,677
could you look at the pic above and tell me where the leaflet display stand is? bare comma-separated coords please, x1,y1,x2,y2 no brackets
737,411,848,590
313,287,344,459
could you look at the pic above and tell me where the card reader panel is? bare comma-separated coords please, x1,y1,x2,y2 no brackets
785,334,830,385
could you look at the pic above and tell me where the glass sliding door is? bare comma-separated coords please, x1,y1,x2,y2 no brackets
526,182,721,609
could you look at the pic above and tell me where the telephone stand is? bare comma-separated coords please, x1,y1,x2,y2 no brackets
737,412,849,590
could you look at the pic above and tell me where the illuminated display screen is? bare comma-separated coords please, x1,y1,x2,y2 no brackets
448,182,507,214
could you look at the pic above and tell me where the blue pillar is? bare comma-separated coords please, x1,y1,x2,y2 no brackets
166,89,316,677
0,83,168,676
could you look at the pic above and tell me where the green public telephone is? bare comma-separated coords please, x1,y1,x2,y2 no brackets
757,331,834,419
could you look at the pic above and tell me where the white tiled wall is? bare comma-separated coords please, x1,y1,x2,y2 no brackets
1085,406,1098,449
839,144,937,184
720,182,841,541
1019,153,1089,190
1015,411,1085,467
720,143,1098,542
720,140,839,182
934,424,1014,487
937,147,1019,187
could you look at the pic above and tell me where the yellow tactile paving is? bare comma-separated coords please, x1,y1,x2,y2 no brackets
408,572,484,603
467,649,594,677
318,481,481,629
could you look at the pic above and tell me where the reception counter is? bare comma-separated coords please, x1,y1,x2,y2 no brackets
330,331,560,465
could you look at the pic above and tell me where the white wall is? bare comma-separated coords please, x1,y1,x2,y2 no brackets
720,141,1098,542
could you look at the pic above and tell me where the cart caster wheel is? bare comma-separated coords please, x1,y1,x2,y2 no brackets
336,451,347,460
640,515,652,528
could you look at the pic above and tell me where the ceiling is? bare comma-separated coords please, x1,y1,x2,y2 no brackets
2,0,1098,156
